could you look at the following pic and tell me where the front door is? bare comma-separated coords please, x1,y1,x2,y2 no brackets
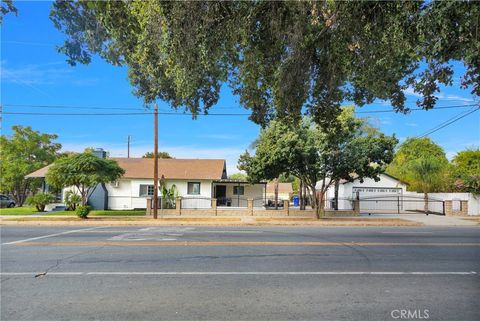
215,185,227,205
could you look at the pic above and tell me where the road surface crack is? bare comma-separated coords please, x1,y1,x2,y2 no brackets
35,245,106,279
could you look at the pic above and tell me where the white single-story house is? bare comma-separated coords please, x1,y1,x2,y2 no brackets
26,157,266,210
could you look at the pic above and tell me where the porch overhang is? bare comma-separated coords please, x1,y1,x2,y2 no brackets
212,179,267,185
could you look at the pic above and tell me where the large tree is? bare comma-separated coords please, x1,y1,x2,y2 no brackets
452,149,480,194
239,109,397,218
50,1,479,126
0,126,61,206
46,152,125,205
410,157,445,213
387,137,449,192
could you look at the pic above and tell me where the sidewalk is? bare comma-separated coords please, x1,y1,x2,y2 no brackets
362,213,479,227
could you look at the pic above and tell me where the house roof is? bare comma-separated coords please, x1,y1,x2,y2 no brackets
25,164,53,178
266,182,293,194
341,172,408,186
26,158,227,180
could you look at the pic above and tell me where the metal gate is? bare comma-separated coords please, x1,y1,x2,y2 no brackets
359,194,445,215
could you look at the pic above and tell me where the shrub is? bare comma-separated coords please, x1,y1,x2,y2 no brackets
64,190,82,211
26,192,55,212
76,205,91,219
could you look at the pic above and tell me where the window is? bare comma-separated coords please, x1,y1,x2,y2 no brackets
187,182,201,195
233,186,244,195
139,184,155,197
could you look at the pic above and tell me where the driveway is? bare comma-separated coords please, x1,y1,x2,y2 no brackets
362,213,479,226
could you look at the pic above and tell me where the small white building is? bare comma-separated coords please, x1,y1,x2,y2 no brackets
318,173,408,211
27,158,266,210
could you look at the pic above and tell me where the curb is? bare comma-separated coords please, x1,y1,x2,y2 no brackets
0,216,422,227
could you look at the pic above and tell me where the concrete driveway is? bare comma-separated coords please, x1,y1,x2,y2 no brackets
362,213,479,226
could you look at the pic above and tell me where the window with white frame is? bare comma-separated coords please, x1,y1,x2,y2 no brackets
187,182,201,195
233,186,244,195
139,184,155,197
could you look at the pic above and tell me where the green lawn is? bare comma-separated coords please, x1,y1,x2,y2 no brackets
44,209,146,216
0,207,37,215
0,207,145,216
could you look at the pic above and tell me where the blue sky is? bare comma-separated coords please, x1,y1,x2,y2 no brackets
1,1,479,174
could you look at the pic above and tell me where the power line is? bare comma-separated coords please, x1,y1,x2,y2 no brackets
417,106,480,138
417,108,474,135
1,103,478,119
355,104,478,114
1,111,251,116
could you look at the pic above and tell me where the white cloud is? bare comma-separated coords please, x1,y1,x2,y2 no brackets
406,122,418,127
404,87,476,104
445,151,456,161
1,61,99,87
403,87,423,98
439,93,475,103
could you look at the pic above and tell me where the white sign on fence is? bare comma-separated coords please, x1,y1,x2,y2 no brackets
352,187,402,194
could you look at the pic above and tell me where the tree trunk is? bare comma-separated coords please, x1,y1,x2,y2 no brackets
274,178,279,210
307,184,322,219
334,180,339,210
79,186,89,206
13,180,29,207
299,180,305,210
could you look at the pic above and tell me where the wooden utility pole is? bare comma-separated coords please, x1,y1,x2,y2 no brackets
127,135,131,158
153,104,159,219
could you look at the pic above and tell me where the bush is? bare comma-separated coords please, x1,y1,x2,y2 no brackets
76,205,91,219
64,190,82,211
26,192,55,212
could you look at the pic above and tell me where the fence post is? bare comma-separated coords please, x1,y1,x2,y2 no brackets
146,198,152,216
211,198,217,216
397,196,400,214
460,201,468,215
283,199,290,216
176,197,182,216
248,199,253,216
353,199,360,214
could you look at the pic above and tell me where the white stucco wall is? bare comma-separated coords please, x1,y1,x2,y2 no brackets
403,192,480,215
105,179,214,210
320,174,408,210
265,192,291,200
222,184,264,200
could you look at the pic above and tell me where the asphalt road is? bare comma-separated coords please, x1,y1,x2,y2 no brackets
1,225,479,321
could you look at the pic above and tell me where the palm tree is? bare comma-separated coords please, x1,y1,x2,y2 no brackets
411,157,443,214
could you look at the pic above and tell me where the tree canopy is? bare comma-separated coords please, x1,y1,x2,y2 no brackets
0,0,17,24
410,156,445,212
142,151,173,159
239,108,397,217
50,1,480,126
0,126,61,206
452,149,480,194
387,137,449,192
46,152,125,205
228,173,248,181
